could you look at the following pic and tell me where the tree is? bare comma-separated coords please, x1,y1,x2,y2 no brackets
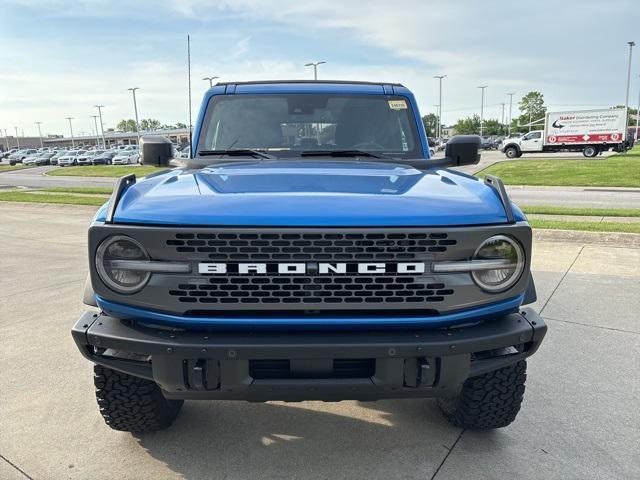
175,122,187,129
453,115,481,135
139,118,162,131
517,91,546,127
116,119,137,132
482,119,507,136
422,114,439,137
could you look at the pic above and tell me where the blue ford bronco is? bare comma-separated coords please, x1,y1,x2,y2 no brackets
72,80,546,432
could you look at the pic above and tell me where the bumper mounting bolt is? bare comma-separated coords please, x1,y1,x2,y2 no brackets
201,348,207,354
388,348,396,356
166,347,173,354
228,349,236,358
449,345,456,350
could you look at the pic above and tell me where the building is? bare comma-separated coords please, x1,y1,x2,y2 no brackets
1,128,190,151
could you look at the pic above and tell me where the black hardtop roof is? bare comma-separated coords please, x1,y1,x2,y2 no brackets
214,80,405,87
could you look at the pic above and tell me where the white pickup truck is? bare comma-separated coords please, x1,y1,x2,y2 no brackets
501,107,629,158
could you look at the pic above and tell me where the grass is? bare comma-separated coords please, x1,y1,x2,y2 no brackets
46,165,165,177
0,164,34,172
0,191,108,206
529,219,640,234
477,145,640,187
521,206,640,217
43,186,114,195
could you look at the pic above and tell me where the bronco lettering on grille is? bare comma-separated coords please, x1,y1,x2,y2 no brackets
198,262,426,275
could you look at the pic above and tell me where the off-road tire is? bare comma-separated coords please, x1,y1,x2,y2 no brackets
94,365,183,433
437,360,526,429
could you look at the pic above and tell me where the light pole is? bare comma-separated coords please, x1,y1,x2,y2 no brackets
477,86,488,136
507,93,515,136
2,128,9,150
305,61,326,80
624,42,635,117
434,75,446,139
91,115,100,147
94,105,106,148
65,117,75,147
14,126,20,148
203,76,219,87
128,88,141,146
35,121,44,148
500,103,506,132
636,75,640,141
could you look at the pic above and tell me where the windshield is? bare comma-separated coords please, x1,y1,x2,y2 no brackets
197,93,422,158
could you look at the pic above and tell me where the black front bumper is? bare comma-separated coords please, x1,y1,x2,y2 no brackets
72,309,546,401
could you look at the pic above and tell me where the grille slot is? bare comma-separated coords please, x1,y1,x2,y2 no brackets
166,232,456,261
249,359,375,379
169,276,454,305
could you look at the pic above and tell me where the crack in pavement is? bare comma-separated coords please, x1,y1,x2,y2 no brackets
539,245,585,316
543,316,640,335
430,429,466,480
0,454,34,480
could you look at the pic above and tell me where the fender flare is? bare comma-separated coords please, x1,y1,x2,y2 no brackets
522,272,537,305
83,274,98,307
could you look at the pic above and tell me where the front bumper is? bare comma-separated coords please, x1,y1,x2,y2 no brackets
72,308,546,401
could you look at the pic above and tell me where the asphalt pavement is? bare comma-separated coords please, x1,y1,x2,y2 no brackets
1,203,638,480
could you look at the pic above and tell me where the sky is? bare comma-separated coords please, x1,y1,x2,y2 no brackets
1,0,639,138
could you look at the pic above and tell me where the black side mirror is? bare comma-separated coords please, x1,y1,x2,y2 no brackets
429,135,481,168
140,135,173,166
444,135,481,166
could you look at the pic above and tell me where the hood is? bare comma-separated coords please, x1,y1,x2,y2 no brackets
102,160,520,227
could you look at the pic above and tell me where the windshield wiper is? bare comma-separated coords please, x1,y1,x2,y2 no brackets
299,150,390,159
198,149,276,159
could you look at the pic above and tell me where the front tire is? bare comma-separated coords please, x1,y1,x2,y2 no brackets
437,360,526,429
504,146,519,159
93,365,183,433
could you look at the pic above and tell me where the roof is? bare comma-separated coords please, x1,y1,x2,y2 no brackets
214,80,404,87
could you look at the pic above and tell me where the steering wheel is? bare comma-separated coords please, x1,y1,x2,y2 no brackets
351,142,385,151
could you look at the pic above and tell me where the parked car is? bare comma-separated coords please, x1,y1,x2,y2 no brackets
73,80,547,434
58,150,85,167
1,148,19,160
22,153,42,165
112,151,139,165
480,137,495,150
31,152,55,166
92,150,117,165
77,150,105,165
50,150,67,165
9,149,38,165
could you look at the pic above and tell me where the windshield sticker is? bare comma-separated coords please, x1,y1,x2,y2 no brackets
388,100,407,110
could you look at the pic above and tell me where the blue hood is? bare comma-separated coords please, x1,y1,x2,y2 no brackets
101,161,521,226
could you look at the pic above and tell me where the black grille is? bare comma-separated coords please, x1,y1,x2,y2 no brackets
169,276,454,305
166,232,457,261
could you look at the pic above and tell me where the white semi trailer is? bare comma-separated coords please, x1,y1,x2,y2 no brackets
501,107,628,158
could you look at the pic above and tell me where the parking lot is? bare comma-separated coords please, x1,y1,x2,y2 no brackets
1,202,638,480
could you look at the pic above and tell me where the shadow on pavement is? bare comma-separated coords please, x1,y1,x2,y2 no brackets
133,398,474,480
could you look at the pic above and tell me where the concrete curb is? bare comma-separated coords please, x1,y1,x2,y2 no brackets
533,228,640,247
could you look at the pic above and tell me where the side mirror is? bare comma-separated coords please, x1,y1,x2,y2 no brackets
443,135,481,167
140,135,173,166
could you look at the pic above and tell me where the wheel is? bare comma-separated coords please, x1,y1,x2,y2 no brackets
583,145,598,157
437,360,526,429
93,365,183,433
504,146,519,159
9,161,15,166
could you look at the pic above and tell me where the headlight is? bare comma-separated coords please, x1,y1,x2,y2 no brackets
95,235,150,293
471,235,524,292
